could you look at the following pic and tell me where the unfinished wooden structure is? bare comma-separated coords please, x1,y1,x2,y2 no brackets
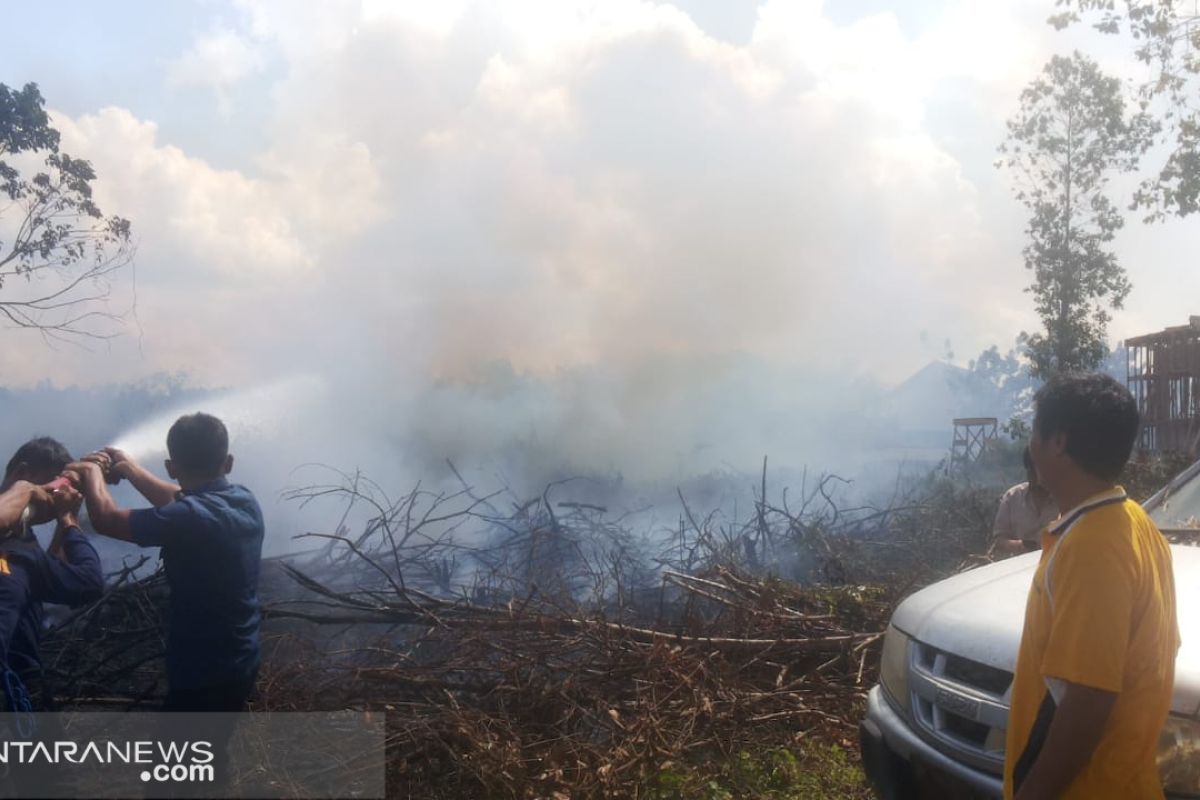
950,417,998,468
1126,316,1200,455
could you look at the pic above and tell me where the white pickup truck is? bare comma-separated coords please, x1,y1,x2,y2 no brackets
859,461,1200,798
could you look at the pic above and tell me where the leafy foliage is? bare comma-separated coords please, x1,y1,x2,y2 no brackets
967,333,1040,422
998,52,1156,379
1052,1,1200,219
0,82,133,340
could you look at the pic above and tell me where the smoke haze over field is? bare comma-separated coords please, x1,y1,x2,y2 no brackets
1,0,1197,506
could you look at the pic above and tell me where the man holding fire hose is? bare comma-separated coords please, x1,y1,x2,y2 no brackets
64,413,263,793
0,439,104,798
2,440,106,703
67,412,265,712
0,438,104,715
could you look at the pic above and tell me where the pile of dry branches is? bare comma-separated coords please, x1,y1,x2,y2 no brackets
245,463,928,798
261,566,888,799
41,556,168,708
37,459,1001,797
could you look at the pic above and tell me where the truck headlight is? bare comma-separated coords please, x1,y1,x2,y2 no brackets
879,624,911,715
1159,714,1200,797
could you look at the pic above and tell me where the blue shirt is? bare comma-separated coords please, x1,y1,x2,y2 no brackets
0,528,103,673
129,478,264,691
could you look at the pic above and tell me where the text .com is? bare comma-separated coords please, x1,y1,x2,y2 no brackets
141,763,215,784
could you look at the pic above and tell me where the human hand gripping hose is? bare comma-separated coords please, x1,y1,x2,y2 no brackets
35,460,120,523
43,475,74,494
2,470,108,731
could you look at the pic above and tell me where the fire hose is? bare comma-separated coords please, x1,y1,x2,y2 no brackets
11,465,120,550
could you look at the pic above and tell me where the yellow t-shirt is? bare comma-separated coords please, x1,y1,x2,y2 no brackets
1004,487,1179,799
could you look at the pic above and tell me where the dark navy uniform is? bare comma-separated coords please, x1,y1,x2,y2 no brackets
0,528,103,708
129,478,264,709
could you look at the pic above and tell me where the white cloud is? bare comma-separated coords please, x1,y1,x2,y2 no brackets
54,107,313,282
167,27,265,91
0,106,384,388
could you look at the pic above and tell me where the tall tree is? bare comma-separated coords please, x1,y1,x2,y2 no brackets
998,52,1157,379
1051,1,1200,220
0,82,132,341
968,334,1038,403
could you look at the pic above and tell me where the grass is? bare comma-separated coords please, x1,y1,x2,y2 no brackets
648,740,872,800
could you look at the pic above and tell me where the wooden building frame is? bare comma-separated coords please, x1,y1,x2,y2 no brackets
1126,316,1200,455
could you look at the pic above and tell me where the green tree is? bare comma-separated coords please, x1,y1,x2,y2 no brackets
967,333,1039,417
1051,1,1200,219
998,52,1157,379
0,82,132,341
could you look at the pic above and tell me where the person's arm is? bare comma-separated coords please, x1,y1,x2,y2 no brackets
1013,682,1117,800
0,481,52,531
65,461,134,542
991,491,1025,556
47,483,84,558
37,513,103,606
68,460,184,551
99,448,179,508
47,518,72,559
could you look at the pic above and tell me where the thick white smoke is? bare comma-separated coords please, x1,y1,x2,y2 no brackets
3,0,1191,545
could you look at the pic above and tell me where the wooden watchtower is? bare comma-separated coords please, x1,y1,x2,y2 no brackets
950,417,998,468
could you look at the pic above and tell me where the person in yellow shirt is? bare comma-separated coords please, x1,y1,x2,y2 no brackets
1005,372,1179,800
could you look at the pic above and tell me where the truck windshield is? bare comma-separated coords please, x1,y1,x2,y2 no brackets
1148,461,1200,531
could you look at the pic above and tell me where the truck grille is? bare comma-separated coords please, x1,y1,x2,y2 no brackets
908,640,1013,776
942,652,1013,696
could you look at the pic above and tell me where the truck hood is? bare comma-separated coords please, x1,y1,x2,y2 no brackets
891,545,1200,716
890,553,1037,673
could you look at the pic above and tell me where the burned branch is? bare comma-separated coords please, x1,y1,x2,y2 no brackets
40,461,997,797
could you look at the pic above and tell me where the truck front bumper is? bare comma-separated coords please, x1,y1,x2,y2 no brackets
860,685,1002,799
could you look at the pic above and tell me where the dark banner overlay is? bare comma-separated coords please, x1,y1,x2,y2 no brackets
0,711,385,799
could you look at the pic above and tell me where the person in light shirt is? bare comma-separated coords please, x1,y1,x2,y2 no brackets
991,446,1059,557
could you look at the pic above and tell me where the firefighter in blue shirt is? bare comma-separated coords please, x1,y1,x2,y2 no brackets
68,413,264,711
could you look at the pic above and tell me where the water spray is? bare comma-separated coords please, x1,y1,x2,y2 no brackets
108,374,323,461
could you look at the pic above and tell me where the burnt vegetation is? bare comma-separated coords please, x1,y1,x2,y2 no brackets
37,450,1191,798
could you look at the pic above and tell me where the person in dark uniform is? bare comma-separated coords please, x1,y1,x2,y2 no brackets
0,438,104,712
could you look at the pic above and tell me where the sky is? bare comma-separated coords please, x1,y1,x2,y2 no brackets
1,0,1197,484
